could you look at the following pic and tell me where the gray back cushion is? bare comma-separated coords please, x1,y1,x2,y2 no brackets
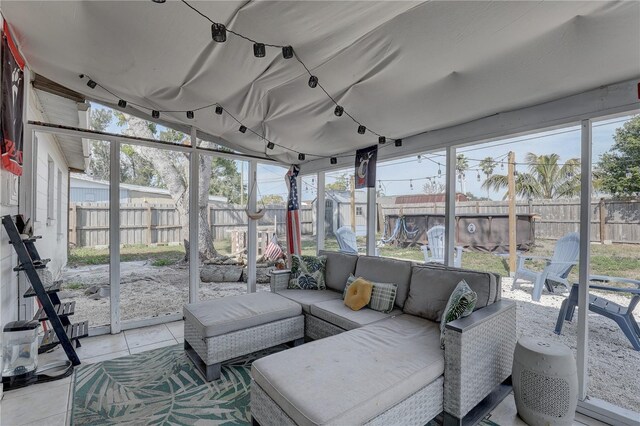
319,250,358,292
403,264,500,322
354,256,412,308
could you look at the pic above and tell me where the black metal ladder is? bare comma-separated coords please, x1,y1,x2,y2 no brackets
2,214,87,366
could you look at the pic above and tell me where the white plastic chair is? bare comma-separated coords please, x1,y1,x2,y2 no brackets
513,232,580,301
421,225,463,267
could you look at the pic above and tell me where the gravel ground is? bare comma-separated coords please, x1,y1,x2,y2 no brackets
61,263,639,411
502,277,639,411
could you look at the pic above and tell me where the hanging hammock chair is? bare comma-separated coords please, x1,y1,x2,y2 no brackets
245,174,266,220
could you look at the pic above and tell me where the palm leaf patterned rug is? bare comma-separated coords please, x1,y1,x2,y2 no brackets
71,343,501,425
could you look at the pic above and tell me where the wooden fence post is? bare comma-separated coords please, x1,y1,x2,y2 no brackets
69,204,76,246
599,198,606,243
147,206,153,245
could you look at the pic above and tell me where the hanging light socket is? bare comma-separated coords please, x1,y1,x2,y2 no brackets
395,139,402,147
379,136,386,144
152,110,160,119
308,76,318,88
186,111,194,119
118,100,127,108
298,153,305,161
211,23,227,42
87,80,97,89
330,157,337,165
282,46,293,59
334,105,344,117
357,125,366,135
239,125,247,133
267,142,275,150
253,43,266,58
151,0,166,3
215,106,223,115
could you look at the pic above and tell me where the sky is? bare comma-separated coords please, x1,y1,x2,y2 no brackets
90,102,630,202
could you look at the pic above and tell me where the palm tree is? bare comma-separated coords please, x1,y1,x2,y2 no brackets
456,154,469,193
479,157,497,199
482,153,580,199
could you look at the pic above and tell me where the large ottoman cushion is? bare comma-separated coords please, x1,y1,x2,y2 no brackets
183,292,301,338
309,299,402,331
404,264,499,322
251,315,444,426
319,250,358,292
276,289,342,313
354,255,412,308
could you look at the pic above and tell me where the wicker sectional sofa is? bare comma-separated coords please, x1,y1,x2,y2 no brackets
250,251,517,426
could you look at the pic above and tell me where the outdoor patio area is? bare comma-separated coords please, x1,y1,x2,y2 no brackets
0,1,639,425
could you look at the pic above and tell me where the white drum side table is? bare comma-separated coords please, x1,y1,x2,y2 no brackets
512,337,578,426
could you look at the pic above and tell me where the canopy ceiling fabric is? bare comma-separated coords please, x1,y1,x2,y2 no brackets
2,1,639,165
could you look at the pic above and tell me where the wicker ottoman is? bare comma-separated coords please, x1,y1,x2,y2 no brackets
184,292,304,381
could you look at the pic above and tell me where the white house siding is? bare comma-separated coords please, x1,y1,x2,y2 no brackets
33,130,69,278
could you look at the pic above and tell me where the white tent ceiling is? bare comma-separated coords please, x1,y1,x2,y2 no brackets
2,1,639,165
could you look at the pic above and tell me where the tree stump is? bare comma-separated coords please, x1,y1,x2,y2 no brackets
200,265,243,282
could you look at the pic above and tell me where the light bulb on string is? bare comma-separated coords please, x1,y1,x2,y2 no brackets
334,106,344,117
253,43,266,58
266,142,275,150
438,164,442,176
282,46,293,59
152,110,160,119
308,76,318,88
298,153,306,161
330,157,337,165
501,162,504,170
417,155,422,163
410,179,414,190
211,23,226,42
378,136,386,144
118,100,127,108
215,106,223,115
357,125,366,135
477,171,481,182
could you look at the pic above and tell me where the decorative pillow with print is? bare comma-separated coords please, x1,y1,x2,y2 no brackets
440,279,477,348
343,274,398,314
288,255,327,290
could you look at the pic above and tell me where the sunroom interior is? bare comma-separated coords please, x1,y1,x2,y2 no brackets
0,1,638,425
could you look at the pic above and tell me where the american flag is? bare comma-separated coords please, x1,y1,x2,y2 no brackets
286,165,301,258
264,233,283,261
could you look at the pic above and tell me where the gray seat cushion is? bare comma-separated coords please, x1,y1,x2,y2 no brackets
276,289,342,313
354,255,412,308
252,315,444,426
309,299,402,331
319,250,358,292
183,292,301,338
403,264,500,322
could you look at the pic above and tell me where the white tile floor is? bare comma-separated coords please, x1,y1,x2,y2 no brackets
0,320,609,426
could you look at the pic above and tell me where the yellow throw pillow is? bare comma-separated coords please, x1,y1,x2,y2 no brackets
344,278,373,311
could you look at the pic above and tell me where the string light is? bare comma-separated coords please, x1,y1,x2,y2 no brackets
282,46,293,59
298,153,305,161
152,0,166,3
477,171,481,182
378,136,386,144
267,142,275,150
501,162,504,170
211,23,226,42
417,154,422,163
84,0,414,165
438,164,442,176
253,43,266,58
330,157,337,165
410,179,414,190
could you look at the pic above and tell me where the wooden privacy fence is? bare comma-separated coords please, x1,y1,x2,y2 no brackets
379,198,640,244
69,202,314,248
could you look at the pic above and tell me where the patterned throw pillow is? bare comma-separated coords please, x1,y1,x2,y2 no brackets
288,255,327,290
440,280,477,348
343,274,398,314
